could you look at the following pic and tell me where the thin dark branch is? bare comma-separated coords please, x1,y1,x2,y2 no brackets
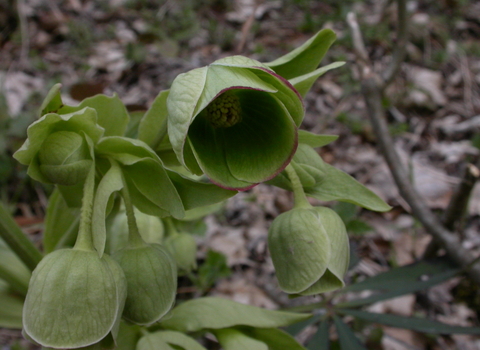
382,0,408,86
361,77,480,285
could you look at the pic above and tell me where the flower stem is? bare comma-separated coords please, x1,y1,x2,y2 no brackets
119,172,146,249
74,165,96,251
163,217,179,237
285,163,312,209
0,202,43,271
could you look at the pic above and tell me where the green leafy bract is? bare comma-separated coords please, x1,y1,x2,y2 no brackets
265,29,337,80
95,137,184,219
139,331,207,350
290,61,345,97
167,56,303,190
269,144,391,212
138,90,169,149
214,328,268,350
160,297,311,332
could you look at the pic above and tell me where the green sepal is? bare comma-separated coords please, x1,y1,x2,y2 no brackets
298,130,338,148
59,93,130,137
289,61,345,97
112,244,177,325
264,29,337,80
40,83,63,116
160,297,311,332
138,90,169,149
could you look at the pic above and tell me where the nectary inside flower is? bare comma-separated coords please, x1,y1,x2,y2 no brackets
204,91,242,128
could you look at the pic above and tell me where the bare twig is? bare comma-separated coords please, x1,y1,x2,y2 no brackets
348,0,480,285
346,12,370,66
236,2,259,54
382,0,408,86
17,0,30,66
423,162,480,258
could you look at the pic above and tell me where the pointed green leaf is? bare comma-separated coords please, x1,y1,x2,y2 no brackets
0,285,23,329
333,315,367,350
137,334,176,350
44,189,80,252
0,239,31,295
339,309,480,335
245,327,307,350
92,163,124,257
342,257,458,293
214,328,268,350
144,331,207,350
160,297,311,332
167,170,236,211
307,319,330,350
285,314,323,336
138,90,170,149
298,130,338,148
40,83,63,116
60,94,130,137
290,62,345,97
265,29,337,80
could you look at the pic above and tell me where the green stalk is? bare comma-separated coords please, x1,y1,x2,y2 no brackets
163,217,180,238
0,202,43,271
285,163,312,209
74,165,96,251
119,171,146,249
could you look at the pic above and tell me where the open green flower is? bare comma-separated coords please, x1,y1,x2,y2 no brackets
167,56,304,190
13,108,103,186
268,206,349,295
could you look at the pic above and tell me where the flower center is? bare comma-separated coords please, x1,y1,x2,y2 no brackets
205,91,242,128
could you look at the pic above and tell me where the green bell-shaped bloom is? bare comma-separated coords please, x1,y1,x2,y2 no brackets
164,232,197,274
167,56,304,190
112,243,177,325
22,249,127,349
268,206,349,295
13,107,103,186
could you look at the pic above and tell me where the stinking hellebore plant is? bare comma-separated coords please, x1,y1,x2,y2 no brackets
1,28,391,349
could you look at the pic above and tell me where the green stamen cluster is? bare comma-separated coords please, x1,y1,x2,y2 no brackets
205,91,242,128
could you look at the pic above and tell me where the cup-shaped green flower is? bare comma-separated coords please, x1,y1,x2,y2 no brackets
167,56,304,190
13,108,104,186
22,249,127,349
268,206,349,295
164,232,197,274
112,243,177,325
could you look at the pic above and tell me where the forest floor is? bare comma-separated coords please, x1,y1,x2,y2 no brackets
1,0,480,349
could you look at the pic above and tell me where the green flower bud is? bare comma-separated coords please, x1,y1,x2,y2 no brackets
167,56,304,191
112,244,177,325
164,233,197,274
13,107,104,186
37,131,92,185
23,249,127,349
268,206,349,295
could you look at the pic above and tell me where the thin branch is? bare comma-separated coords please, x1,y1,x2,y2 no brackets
361,77,480,285
382,0,408,86
346,12,370,66
423,162,480,258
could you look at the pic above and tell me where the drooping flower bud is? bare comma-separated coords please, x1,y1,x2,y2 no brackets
22,249,127,349
13,107,103,186
37,131,92,185
268,206,349,295
164,232,197,274
112,244,177,325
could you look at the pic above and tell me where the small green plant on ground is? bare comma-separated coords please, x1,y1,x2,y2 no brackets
0,27,477,350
